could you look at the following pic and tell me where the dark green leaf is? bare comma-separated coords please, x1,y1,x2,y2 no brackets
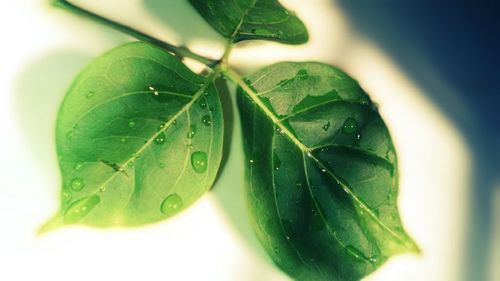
188,0,308,44
236,62,419,280
41,42,224,231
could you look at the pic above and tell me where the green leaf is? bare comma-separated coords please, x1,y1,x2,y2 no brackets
235,63,419,280
188,0,308,44
40,42,224,232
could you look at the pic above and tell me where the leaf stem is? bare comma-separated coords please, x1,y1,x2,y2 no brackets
52,0,217,66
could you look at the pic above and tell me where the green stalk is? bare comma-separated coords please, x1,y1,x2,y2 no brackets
52,0,217,66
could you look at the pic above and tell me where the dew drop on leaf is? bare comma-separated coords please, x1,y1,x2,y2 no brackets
154,132,166,145
274,153,281,171
322,121,331,131
187,124,197,139
127,119,136,128
345,245,367,261
62,191,72,203
342,118,358,135
85,91,95,99
160,193,183,216
74,162,84,170
191,151,208,173
202,115,211,127
63,195,100,223
158,163,165,168
147,85,159,96
199,99,207,108
369,255,380,264
70,177,85,191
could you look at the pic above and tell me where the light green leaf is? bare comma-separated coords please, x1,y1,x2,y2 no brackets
235,62,419,280
40,42,224,232
188,0,309,44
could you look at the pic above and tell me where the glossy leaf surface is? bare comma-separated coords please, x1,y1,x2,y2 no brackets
188,0,308,44
42,42,223,230
236,62,419,280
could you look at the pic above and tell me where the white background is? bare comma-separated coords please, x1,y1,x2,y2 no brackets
0,0,477,280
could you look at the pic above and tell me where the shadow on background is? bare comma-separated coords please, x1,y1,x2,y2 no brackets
336,1,500,280
14,50,93,178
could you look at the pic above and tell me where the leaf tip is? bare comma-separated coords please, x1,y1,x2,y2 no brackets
37,213,64,236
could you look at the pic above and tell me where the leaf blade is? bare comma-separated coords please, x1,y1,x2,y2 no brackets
234,63,418,280
45,42,224,229
188,0,309,44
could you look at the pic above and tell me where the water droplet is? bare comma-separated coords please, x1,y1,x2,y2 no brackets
358,97,370,105
159,163,165,168
148,85,159,96
63,195,100,223
191,151,208,173
70,178,85,191
345,245,367,261
120,137,127,143
387,188,394,200
172,119,177,125
157,123,165,131
199,99,207,108
322,121,331,131
187,124,196,139
74,162,84,170
154,132,166,145
273,246,280,254
369,255,380,264
66,131,74,140
203,91,209,96
86,91,95,99
128,119,136,128
202,115,211,127
273,153,281,171
275,127,284,135
99,187,106,193
160,193,183,216
295,181,303,188
342,118,358,135
62,191,72,203
249,159,254,164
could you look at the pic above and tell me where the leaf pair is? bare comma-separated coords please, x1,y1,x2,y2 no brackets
43,1,418,280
